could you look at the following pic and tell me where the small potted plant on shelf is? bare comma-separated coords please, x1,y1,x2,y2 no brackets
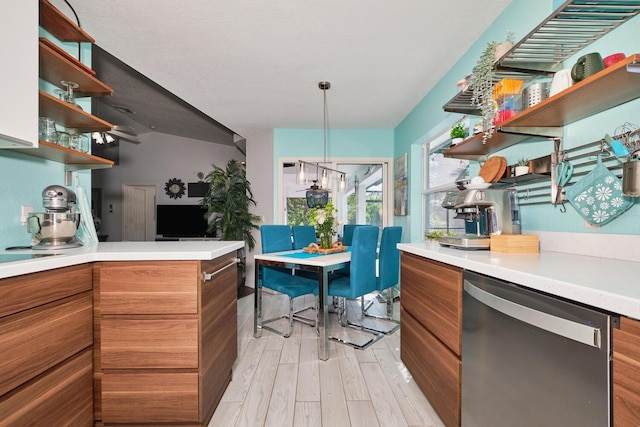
450,123,467,145
494,30,516,60
515,157,530,176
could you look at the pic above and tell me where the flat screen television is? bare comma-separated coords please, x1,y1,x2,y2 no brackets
156,204,215,238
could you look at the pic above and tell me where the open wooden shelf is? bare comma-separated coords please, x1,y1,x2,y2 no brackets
39,39,113,97
444,54,640,159
39,0,94,43
39,90,112,132
12,140,114,170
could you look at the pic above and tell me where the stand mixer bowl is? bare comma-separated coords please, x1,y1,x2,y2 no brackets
27,212,81,249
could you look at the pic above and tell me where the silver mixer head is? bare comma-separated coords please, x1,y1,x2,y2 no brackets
42,185,77,212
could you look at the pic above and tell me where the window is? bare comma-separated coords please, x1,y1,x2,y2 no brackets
282,160,390,233
422,119,470,238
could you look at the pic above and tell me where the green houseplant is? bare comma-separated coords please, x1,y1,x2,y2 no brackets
515,157,530,176
200,159,261,287
450,123,467,144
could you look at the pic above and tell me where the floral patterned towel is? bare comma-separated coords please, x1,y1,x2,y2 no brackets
566,154,633,226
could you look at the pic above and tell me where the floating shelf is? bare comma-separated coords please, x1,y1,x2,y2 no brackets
39,0,94,43
39,38,113,97
12,140,114,170
444,54,640,159
39,90,112,132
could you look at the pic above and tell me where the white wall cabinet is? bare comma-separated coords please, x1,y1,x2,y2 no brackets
0,0,38,148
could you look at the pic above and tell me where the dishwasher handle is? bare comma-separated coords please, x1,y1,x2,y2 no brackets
464,280,601,348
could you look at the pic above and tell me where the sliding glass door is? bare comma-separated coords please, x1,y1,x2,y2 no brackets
281,160,390,239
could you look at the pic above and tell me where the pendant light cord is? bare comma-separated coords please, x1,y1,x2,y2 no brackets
323,85,328,165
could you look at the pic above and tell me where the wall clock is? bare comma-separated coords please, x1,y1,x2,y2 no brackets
165,178,186,199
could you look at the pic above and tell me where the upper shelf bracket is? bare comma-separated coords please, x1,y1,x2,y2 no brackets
499,126,563,139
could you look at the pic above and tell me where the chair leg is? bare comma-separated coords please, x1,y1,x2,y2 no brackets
329,297,385,350
360,288,400,335
261,295,317,338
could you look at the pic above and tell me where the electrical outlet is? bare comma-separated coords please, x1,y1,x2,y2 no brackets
20,206,34,225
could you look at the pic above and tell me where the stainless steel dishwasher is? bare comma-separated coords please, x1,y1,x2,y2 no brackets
462,271,617,427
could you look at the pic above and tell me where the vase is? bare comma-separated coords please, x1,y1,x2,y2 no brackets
319,233,332,249
515,165,529,176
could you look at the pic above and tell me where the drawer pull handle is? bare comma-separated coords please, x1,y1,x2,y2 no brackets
203,257,240,282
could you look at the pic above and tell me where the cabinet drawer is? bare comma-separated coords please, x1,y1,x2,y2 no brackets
101,316,198,369
101,372,199,423
0,348,93,426
95,261,198,314
613,316,640,426
0,291,93,396
401,306,460,427
0,263,91,318
401,252,462,355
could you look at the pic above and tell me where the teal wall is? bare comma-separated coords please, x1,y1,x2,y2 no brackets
394,0,640,241
0,29,92,248
274,129,394,158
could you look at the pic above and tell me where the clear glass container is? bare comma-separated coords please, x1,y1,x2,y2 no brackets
38,117,58,143
57,131,70,148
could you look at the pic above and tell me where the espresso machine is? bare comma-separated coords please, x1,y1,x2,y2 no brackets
27,185,83,250
438,188,521,250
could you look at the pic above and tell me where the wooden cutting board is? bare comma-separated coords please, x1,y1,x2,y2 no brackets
490,234,539,253
479,156,507,183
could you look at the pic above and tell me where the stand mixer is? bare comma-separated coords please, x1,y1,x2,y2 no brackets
27,185,83,250
438,188,521,250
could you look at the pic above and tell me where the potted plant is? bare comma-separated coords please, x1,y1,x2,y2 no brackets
200,159,261,288
450,123,467,145
494,30,515,60
515,157,530,176
471,40,498,144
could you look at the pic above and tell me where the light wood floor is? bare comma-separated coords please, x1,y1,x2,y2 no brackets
209,292,446,427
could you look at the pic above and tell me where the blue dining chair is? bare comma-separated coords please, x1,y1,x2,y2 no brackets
362,226,402,335
341,224,363,246
292,225,317,249
333,224,364,277
328,225,383,350
258,225,318,338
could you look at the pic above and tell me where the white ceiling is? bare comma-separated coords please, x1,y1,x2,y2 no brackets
49,0,511,140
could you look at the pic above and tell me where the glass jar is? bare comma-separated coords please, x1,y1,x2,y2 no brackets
57,131,70,148
38,117,58,143
69,134,89,152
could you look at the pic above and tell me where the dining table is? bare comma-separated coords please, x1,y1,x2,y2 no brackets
253,248,351,361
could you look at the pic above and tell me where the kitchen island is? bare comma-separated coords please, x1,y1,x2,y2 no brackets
398,242,640,427
0,240,243,427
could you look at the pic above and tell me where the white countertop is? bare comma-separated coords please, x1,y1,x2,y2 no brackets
398,242,640,321
0,241,245,279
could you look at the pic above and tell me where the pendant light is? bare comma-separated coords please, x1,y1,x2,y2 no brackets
302,81,347,208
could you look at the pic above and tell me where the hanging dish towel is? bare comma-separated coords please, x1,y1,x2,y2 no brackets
566,154,633,226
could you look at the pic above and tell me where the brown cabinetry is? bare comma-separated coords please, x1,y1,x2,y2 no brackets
400,252,463,427
93,254,238,426
0,264,94,426
613,316,640,426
